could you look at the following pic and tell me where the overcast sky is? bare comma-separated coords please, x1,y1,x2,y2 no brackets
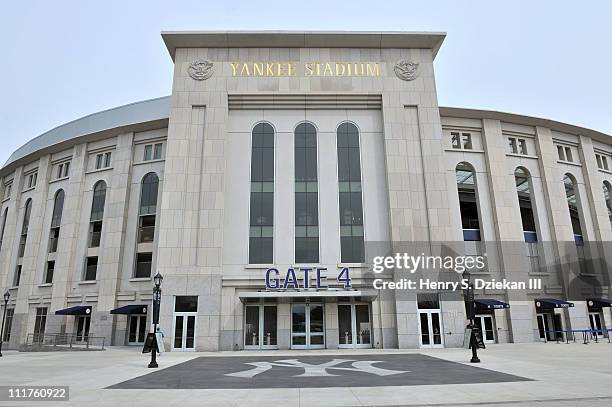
1,0,611,166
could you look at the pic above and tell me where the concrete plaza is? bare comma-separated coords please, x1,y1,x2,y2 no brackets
0,342,611,406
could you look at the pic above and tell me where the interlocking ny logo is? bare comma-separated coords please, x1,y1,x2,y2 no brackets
226,359,408,378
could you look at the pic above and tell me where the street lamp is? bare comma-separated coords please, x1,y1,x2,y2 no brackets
462,271,480,363
0,290,10,357
149,273,163,368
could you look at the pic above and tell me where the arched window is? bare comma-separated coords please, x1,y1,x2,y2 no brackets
0,207,8,252
514,168,537,242
456,163,481,241
295,123,319,263
89,181,107,248
48,190,65,253
563,174,584,243
138,173,159,244
18,199,32,257
249,122,274,264
337,122,364,263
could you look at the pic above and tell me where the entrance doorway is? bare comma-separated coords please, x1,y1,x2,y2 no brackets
172,296,198,351
537,312,563,342
338,303,372,348
291,303,325,349
418,310,443,348
474,314,496,343
75,316,91,342
244,304,278,349
128,314,147,345
588,312,606,339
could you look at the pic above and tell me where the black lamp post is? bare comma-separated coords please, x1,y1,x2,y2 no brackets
462,272,480,363
148,272,163,368
0,290,10,357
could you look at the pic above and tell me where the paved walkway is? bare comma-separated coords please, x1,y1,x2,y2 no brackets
0,343,611,406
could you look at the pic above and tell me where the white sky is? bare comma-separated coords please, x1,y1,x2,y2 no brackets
1,0,611,165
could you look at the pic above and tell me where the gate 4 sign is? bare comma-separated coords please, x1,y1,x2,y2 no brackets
225,359,408,378
265,267,351,290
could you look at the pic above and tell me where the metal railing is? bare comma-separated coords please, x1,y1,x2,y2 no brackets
25,333,105,350
536,329,612,344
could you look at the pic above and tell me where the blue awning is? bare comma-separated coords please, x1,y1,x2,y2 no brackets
55,306,92,315
110,304,148,315
587,298,612,308
475,299,510,310
535,298,574,310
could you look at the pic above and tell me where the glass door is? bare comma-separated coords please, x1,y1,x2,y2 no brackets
172,313,196,351
128,315,147,345
244,304,278,349
475,315,496,343
291,303,325,349
589,312,605,339
75,316,91,343
418,310,443,348
338,303,372,348
537,313,555,342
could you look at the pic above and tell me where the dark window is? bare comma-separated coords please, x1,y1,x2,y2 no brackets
249,123,274,264
18,199,32,257
90,181,107,222
13,265,21,286
0,208,8,251
144,145,153,161
175,296,198,312
295,123,319,263
134,252,152,278
564,174,583,239
44,261,55,284
417,293,440,309
104,152,112,168
456,163,481,241
153,143,163,160
2,309,14,342
138,215,156,244
604,182,612,228
139,173,159,216
337,122,364,263
89,181,106,248
84,256,98,281
49,190,65,253
34,307,47,341
515,168,537,239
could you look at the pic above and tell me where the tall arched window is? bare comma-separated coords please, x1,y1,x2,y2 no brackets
249,123,274,264
563,174,584,244
337,122,364,263
89,181,107,248
514,168,537,242
138,173,159,243
295,123,319,263
0,207,7,252
18,199,32,258
134,173,159,278
603,181,612,228
456,163,481,241
49,189,65,253
15,198,32,286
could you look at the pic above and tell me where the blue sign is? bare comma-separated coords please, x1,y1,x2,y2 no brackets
265,267,352,289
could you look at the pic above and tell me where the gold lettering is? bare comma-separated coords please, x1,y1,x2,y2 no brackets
266,63,275,76
366,63,380,76
323,63,333,76
304,63,313,76
316,62,321,76
277,62,285,76
240,64,250,76
231,62,239,76
335,63,345,76
288,63,296,76
346,63,351,76
253,63,263,76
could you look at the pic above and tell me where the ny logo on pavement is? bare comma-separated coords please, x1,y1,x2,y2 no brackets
225,359,409,378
